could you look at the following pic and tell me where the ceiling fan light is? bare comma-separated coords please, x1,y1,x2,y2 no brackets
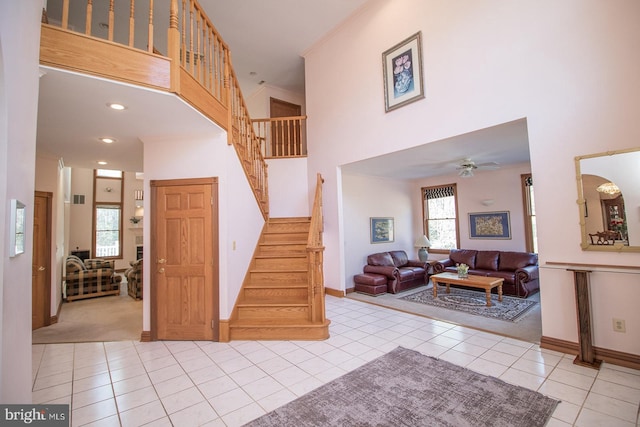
459,169,474,178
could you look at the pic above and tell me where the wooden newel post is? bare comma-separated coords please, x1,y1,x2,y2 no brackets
568,268,601,369
167,0,180,92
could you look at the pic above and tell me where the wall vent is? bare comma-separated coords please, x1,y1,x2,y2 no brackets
73,194,85,204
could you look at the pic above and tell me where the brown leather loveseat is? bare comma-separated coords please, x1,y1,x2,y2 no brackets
433,249,539,298
362,250,428,294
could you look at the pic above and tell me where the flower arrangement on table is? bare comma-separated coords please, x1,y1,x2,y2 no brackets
610,217,627,240
456,263,469,278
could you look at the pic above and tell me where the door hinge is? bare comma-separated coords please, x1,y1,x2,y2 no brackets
211,320,215,329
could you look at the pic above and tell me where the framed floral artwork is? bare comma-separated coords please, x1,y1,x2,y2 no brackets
370,217,394,243
382,32,425,112
469,211,511,239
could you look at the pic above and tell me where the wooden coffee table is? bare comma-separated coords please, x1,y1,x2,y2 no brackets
430,272,504,307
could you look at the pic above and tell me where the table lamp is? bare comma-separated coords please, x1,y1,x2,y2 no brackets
414,235,431,262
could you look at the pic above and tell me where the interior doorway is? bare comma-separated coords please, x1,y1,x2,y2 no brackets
32,191,52,330
270,97,302,157
151,177,219,341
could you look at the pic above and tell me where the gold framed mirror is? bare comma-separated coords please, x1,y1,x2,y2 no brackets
575,147,640,252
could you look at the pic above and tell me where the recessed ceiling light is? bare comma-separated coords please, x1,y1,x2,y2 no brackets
100,137,115,143
107,103,126,110
97,161,108,165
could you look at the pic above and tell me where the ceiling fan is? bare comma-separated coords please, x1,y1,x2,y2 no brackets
456,158,500,178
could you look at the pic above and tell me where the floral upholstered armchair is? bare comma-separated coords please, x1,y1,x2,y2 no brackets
64,255,121,301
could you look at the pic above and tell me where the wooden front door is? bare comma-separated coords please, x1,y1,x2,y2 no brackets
270,97,302,157
151,178,219,341
32,191,52,330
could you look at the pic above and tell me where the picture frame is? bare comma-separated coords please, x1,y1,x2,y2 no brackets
370,217,394,243
9,199,26,257
382,31,425,112
469,211,511,239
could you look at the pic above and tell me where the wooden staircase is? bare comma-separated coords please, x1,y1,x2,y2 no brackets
229,217,330,340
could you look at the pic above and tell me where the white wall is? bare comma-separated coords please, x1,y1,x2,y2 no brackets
266,157,310,218
412,162,532,254
341,173,414,288
305,0,640,355
245,84,306,119
69,167,93,254
0,0,42,402
142,132,264,329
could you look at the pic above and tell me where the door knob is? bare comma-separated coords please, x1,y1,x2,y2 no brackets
38,266,45,271
158,268,165,274
157,258,166,264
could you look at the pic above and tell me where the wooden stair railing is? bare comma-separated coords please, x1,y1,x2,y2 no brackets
307,173,326,325
227,174,327,341
253,116,308,158
43,0,268,219
227,215,329,341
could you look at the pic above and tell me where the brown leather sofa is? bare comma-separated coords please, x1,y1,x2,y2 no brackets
433,249,539,298
362,250,428,294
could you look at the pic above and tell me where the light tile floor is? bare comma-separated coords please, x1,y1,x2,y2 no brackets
32,296,640,427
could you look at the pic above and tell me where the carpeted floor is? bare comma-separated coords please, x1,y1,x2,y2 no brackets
32,281,142,344
348,284,542,343
246,346,559,427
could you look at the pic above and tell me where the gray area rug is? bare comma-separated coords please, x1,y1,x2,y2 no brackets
401,286,537,322
246,347,558,427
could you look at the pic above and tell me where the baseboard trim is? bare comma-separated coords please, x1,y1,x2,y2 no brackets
140,331,151,342
345,287,355,294
541,335,640,370
325,288,345,298
219,319,230,342
49,299,62,325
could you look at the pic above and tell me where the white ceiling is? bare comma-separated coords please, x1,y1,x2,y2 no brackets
36,0,531,177
199,0,372,96
342,119,531,180
36,0,371,173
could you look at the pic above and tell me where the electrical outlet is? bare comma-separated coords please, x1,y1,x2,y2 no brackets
612,318,626,333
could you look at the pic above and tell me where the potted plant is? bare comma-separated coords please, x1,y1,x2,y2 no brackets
456,263,469,278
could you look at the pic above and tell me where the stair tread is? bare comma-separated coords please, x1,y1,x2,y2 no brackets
238,300,307,307
259,241,306,246
264,231,308,235
255,254,306,259
230,318,329,327
245,284,308,289
269,217,311,222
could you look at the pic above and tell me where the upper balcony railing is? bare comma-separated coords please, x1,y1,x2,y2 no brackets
41,0,272,218
252,116,307,158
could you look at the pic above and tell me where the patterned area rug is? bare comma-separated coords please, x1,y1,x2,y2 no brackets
400,285,537,322
246,347,559,427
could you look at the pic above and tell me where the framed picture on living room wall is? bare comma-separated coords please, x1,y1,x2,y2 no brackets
370,217,394,243
382,31,425,112
469,211,511,239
